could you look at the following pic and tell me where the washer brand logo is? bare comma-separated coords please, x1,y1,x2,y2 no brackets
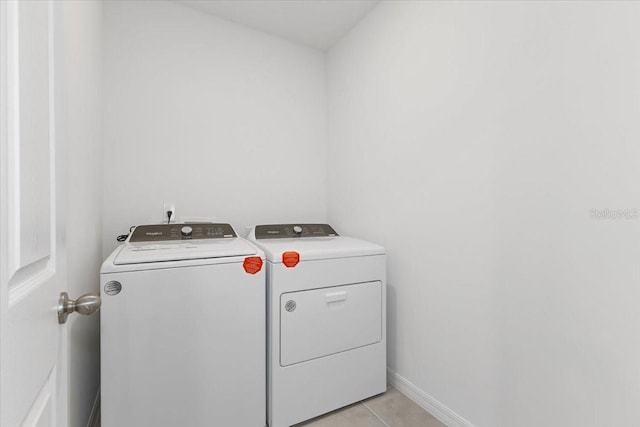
285,300,296,312
104,281,122,296
145,232,163,236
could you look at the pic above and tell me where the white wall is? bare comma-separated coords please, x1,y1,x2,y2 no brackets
102,1,327,255
60,1,103,426
328,2,640,426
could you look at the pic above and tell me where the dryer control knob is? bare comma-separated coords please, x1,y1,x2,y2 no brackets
293,225,303,235
181,226,193,238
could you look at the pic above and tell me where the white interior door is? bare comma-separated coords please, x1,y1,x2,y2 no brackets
0,1,69,426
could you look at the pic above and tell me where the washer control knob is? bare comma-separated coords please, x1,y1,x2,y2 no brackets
181,226,193,238
293,225,303,235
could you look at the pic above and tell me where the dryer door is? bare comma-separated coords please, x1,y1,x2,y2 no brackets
280,281,382,366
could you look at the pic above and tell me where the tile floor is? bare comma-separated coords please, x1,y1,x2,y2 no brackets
296,387,445,427
95,387,444,427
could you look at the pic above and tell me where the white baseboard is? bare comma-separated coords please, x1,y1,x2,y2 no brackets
87,388,100,427
387,368,475,427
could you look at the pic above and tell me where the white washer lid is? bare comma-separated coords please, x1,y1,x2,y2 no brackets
251,236,385,263
113,238,257,265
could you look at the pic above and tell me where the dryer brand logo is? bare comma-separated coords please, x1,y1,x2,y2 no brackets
243,256,263,274
145,232,163,236
282,251,300,268
285,300,296,312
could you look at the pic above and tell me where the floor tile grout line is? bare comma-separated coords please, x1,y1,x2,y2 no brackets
362,402,391,427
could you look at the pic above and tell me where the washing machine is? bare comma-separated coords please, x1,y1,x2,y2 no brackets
100,223,266,427
248,223,386,427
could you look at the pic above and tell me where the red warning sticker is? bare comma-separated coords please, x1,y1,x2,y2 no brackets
282,251,300,268
243,256,263,274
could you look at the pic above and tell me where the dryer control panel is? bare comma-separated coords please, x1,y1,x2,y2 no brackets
129,223,237,242
255,224,338,239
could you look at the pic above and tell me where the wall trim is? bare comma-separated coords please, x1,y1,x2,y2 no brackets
387,368,475,427
86,388,100,427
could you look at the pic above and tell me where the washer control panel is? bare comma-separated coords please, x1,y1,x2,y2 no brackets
255,224,338,239
129,223,237,242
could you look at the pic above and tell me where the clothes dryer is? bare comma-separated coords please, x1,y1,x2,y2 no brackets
248,224,386,427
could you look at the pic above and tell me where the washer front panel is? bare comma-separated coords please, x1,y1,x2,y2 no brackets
100,261,265,427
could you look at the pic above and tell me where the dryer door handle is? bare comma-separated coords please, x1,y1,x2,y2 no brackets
325,291,347,303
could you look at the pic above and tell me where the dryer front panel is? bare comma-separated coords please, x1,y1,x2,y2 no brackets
280,281,382,366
